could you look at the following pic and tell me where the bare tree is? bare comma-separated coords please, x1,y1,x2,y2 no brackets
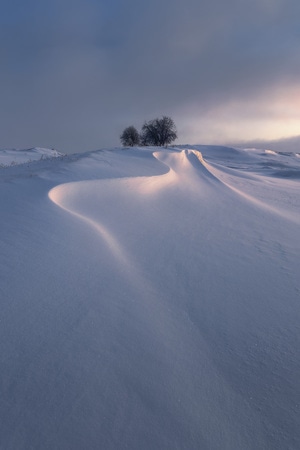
141,116,177,146
120,126,140,147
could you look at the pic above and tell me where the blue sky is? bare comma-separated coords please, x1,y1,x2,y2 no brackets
1,0,300,152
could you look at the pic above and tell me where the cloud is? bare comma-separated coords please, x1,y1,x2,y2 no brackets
0,0,300,152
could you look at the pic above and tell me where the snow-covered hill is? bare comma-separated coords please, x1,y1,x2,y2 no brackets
0,147,64,167
0,145,299,449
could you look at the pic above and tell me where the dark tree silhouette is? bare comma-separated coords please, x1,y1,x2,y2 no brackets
120,126,140,147
141,116,177,146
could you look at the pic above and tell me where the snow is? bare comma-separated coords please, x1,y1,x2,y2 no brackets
0,147,64,167
0,145,299,449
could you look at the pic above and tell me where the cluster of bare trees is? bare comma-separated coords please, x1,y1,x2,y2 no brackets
120,116,177,147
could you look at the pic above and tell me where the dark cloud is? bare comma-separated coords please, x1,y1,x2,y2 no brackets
1,0,300,152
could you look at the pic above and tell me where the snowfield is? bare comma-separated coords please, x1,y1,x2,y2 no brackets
0,145,299,449
0,147,64,167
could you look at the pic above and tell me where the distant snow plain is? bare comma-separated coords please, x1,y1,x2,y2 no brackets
0,145,299,449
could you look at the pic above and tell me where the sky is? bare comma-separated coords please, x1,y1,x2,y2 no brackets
1,0,300,153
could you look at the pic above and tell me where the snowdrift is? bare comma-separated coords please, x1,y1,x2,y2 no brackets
1,145,299,449
0,147,64,167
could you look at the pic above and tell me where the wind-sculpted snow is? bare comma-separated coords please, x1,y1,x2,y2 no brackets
0,147,64,167
1,146,300,449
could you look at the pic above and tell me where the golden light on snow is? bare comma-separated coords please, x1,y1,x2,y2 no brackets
48,184,129,267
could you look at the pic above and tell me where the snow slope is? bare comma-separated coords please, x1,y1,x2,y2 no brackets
0,146,299,449
0,147,64,167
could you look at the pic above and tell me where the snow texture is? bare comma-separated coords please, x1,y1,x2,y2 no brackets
0,145,299,449
0,147,64,167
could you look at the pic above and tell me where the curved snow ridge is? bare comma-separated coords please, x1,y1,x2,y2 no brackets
48,149,220,265
153,149,223,187
173,149,300,224
207,161,300,224
224,183,300,223
49,182,130,268
48,148,299,263
48,179,161,300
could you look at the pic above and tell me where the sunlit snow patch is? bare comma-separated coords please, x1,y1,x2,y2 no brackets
264,149,278,155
